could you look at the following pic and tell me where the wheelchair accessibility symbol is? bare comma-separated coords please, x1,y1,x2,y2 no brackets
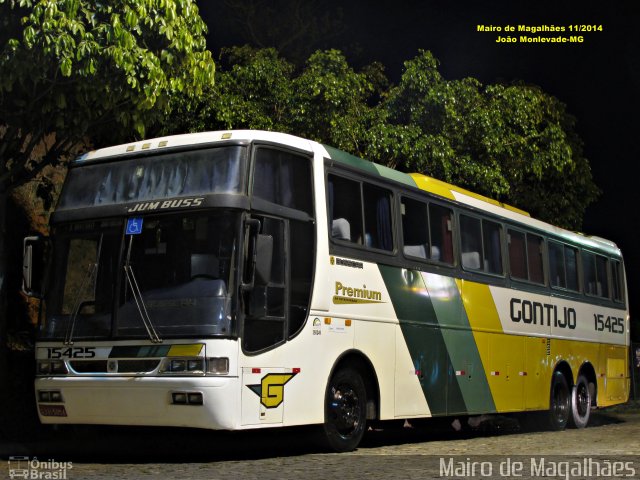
126,217,144,235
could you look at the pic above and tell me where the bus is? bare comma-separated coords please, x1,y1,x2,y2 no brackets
23,130,630,452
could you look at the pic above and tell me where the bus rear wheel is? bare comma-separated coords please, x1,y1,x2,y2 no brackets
321,368,367,452
548,370,570,431
569,374,591,428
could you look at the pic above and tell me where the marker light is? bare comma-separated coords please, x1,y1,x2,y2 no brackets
38,390,64,403
206,357,229,375
171,391,203,406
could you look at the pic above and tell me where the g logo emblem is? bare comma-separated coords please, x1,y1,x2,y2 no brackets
248,372,297,408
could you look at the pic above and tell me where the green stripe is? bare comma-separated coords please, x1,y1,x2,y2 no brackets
324,145,417,187
378,265,465,415
423,273,496,414
379,265,497,416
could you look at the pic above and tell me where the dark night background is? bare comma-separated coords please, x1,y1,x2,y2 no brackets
198,0,640,334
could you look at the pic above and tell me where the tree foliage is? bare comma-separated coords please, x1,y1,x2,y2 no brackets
0,0,215,368
383,51,599,228
0,0,215,195
171,47,597,229
214,0,346,64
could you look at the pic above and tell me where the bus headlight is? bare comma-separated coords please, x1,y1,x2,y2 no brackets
158,357,228,375
159,357,205,375
36,360,68,376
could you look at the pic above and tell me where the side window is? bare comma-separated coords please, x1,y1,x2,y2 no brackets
253,148,312,214
596,255,609,298
549,241,565,288
508,230,544,284
429,204,454,264
549,241,579,292
483,219,503,275
565,245,579,291
460,215,482,270
401,198,454,264
328,174,393,252
329,175,363,244
508,230,527,280
583,251,609,298
611,260,625,303
527,234,544,284
363,183,393,251
401,197,429,259
460,214,503,274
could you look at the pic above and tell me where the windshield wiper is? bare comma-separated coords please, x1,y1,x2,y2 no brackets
124,236,162,343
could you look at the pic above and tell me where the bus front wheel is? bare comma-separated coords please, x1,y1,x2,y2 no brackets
548,371,570,431
569,374,591,428
321,368,367,452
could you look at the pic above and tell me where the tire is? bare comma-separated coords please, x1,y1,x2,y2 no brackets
548,370,571,431
321,368,367,452
569,374,591,428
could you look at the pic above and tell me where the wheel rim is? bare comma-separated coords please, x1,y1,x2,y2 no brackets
328,384,362,435
552,382,568,423
575,383,590,418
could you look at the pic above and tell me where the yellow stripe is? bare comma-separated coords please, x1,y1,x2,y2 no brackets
168,344,204,357
410,173,529,216
457,279,502,333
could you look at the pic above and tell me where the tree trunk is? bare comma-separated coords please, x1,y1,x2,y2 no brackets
0,190,8,391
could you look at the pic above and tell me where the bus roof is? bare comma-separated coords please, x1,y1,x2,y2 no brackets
74,130,315,164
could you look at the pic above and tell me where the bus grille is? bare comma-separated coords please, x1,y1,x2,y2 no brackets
69,359,160,374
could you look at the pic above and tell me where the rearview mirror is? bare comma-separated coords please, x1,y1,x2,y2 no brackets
22,235,46,298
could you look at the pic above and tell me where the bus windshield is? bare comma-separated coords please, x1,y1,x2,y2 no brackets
41,212,239,341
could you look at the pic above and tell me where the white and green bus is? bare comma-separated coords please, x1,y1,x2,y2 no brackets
24,130,630,451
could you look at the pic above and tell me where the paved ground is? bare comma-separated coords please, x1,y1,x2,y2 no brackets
1,409,639,479
2,354,639,478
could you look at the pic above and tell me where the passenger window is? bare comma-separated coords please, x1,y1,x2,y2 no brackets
328,174,393,251
611,260,625,302
508,230,527,280
527,234,544,284
549,241,579,292
483,219,503,275
460,215,482,270
253,148,312,214
508,230,544,284
401,198,429,259
583,251,609,298
328,175,363,244
363,183,393,251
460,215,502,274
401,198,454,264
596,255,609,298
565,246,579,291
429,204,454,264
